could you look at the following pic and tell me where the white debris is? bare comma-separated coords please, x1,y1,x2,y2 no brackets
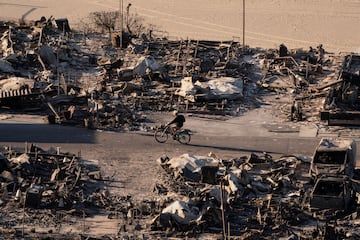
133,56,160,77
161,200,200,225
195,77,243,100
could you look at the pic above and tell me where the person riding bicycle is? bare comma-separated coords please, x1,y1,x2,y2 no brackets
167,110,185,137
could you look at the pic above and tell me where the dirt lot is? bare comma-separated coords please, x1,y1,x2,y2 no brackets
1,0,360,53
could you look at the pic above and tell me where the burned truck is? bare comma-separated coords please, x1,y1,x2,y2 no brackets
309,138,356,179
309,138,358,210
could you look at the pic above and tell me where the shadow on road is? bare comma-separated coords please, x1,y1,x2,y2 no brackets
0,123,96,144
186,143,280,155
137,131,281,155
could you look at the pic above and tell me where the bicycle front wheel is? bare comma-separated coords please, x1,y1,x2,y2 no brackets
154,129,169,143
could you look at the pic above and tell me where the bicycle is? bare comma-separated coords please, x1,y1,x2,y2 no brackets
154,124,192,144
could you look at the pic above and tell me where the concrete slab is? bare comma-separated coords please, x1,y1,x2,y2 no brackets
299,125,318,137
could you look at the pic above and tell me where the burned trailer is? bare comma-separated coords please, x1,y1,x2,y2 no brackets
309,138,356,179
0,77,53,109
321,54,360,125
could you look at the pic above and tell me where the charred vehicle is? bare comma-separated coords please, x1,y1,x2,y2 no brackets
309,138,356,179
310,176,355,210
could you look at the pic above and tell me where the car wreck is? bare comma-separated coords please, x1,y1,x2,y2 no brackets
310,176,355,210
309,138,356,179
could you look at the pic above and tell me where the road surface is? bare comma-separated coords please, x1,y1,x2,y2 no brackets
0,112,320,199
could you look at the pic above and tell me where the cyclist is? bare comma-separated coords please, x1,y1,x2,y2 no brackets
167,110,185,138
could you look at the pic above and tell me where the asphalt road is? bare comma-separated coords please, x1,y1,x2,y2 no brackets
0,121,319,159
0,117,321,200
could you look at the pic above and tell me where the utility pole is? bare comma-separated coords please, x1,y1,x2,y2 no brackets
119,0,124,50
242,0,245,54
126,3,132,27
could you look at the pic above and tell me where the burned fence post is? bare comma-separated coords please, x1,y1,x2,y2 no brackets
220,181,227,240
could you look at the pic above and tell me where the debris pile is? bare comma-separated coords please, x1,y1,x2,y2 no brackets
1,18,349,131
321,54,360,126
0,19,251,130
0,17,79,109
150,151,360,239
258,44,342,123
0,141,360,239
0,143,106,238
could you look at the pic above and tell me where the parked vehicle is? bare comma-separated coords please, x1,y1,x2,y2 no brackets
154,124,192,144
310,176,355,210
309,138,356,179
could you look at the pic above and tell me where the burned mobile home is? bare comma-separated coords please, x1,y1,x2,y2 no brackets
0,19,252,130
151,151,360,239
0,17,341,133
321,54,360,125
258,43,339,123
0,18,90,111
0,143,100,238
0,145,359,239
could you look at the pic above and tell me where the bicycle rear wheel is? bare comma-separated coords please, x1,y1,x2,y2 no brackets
178,132,191,144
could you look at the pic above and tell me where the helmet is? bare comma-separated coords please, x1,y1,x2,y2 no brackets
172,110,178,116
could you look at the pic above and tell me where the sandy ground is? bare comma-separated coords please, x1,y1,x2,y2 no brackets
1,0,360,53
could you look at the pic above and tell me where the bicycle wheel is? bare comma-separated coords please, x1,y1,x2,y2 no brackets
154,129,169,143
178,132,191,144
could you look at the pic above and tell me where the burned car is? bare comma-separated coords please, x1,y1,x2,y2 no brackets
310,176,355,210
309,138,356,179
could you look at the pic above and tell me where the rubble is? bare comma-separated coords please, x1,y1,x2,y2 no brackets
151,149,360,239
321,54,360,126
1,14,360,239
0,17,347,133
0,139,358,239
0,143,104,238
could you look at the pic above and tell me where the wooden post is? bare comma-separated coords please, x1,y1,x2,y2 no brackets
175,40,183,75
22,197,26,236
182,38,191,76
306,56,309,80
194,39,199,58
220,181,226,239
